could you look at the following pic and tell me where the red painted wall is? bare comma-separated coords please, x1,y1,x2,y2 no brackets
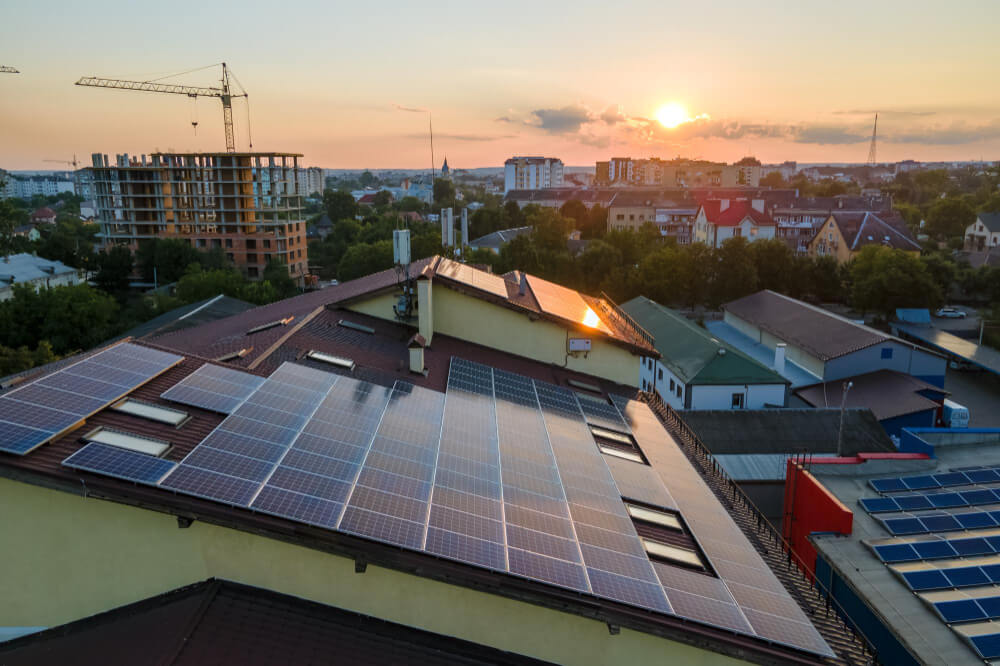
782,460,854,577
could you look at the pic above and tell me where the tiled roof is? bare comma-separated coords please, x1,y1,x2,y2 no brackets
795,369,946,421
723,290,893,361
0,579,550,666
31,206,56,218
621,296,786,386
699,201,773,227
829,212,920,251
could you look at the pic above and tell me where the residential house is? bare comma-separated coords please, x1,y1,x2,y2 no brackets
0,253,84,300
621,296,789,410
30,207,56,225
692,200,775,247
707,290,947,388
965,212,1000,251
771,195,892,253
808,212,920,263
12,225,39,242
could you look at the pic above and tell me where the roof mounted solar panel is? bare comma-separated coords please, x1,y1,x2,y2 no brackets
943,567,990,588
912,540,958,560
873,543,920,563
161,363,265,414
951,538,994,557
970,633,1000,659
860,497,900,513
901,569,950,591
919,514,962,532
956,512,997,529
933,472,971,487
883,517,925,535
870,478,907,493
928,493,967,509
62,442,176,485
895,495,935,511
935,599,987,623
966,469,1000,484
960,489,1000,505
903,475,940,490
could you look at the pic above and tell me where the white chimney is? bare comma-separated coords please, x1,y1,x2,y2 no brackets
518,271,528,296
774,343,786,374
408,333,426,374
751,198,765,213
719,199,730,212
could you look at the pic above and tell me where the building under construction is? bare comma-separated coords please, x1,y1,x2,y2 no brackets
90,152,309,283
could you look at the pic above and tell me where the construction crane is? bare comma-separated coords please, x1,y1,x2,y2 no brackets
0,66,19,74
44,155,81,169
75,62,250,153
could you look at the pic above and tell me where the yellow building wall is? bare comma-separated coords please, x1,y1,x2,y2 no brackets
429,286,639,386
0,477,740,666
345,292,399,320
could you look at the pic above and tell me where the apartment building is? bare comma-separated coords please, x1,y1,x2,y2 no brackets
298,166,325,196
1,175,75,199
90,152,309,283
502,156,563,193
594,157,760,188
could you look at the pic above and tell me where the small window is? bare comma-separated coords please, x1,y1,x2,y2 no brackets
658,368,663,381
881,348,893,360
643,540,706,569
731,392,745,409
112,399,188,426
626,501,711,573
669,378,675,391
591,424,647,465
83,426,170,457
626,503,682,530
676,385,682,398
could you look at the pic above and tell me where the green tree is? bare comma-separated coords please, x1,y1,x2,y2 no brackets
749,239,795,293
711,237,758,306
0,340,57,376
372,190,393,207
894,202,922,233
323,190,358,221
759,172,786,188
337,240,393,282
926,198,975,240
576,240,623,295
0,198,22,258
433,178,456,208
559,200,588,228
136,238,202,283
0,283,120,355
262,259,298,299
920,253,958,298
175,266,251,304
850,245,942,318
93,245,134,296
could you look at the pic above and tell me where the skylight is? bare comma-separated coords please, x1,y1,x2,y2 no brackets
112,399,189,426
643,539,706,569
83,427,170,457
338,319,375,335
626,503,683,531
307,350,356,370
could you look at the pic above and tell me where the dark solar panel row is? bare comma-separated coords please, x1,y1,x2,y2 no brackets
0,343,182,455
871,469,1000,493
882,510,1000,535
575,392,630,433
970,633,1000,659
861,488,1000,514
62,442,177,485
933,596,1000,624
160,363,266,414
873,535,1000,563
901,563,1000,591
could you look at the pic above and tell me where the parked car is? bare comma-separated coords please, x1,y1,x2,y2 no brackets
935,307,967,318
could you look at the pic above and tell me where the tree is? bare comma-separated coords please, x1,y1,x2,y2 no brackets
503,200,525,227
711,237,758,306
585,205,608,239
749,239,795,294
262,259,298,299
920,253,958,298
136,238,201,283
433,178,456,208
850,245,942,318
0,283,120,355
894,202,922,233
926,198,975,240
372,190,393,207
0,198,21,258
559,200,588,228
93,245,134,296
337,240,393,282
323,190,358,222
175,266,251,304
576,241,623,295
359,170,377,188
760,172,786,188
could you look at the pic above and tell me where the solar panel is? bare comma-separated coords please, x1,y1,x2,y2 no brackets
0,342,182,455
970,633,1000,659
966,469,1000,484
928,493,967,509
957,512,997,529
62,442,176,484
860,497,899,513
920,514,962,532
873,543,919,563
944,566,990,588
903,475,940,490
161,363,266,414
575,393,630,432
901,569,950,591
894,495,934,511
870,478,907,493
883,517,925,535
912,540,958,560
934,472,972,487
935,599,987,623
951,538,993,557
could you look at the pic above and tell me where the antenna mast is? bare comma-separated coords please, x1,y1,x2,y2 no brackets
866,113,878,167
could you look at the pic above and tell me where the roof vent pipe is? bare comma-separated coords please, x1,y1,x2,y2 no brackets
774,343,786,374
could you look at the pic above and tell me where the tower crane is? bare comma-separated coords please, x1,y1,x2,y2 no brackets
75,62,250,152
44,155,81,169
0,66,19,74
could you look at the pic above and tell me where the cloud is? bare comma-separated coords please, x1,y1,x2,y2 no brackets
885,119,1000,145
528,105,594,133
789,125,869,144
403,132,514,142
393,103,428,113
600,105,626,125
834,109,937,118
494,116,513,123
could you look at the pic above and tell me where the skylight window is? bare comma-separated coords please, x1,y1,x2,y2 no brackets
307,350,356,370
112,399,189,427
643,540,706,569
626,500,712,573
591,424,647,464
626,503,682,531
338,319,375,335
83,427,170,457
246,317,294,335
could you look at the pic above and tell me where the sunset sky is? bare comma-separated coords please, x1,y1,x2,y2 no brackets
2,0,1000,170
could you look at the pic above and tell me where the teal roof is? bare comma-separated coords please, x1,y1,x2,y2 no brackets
621,296,788,386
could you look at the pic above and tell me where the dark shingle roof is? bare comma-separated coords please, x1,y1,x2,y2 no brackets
794,369,946,421
0,579,550,666
723,290,891,361
829,211,920,251
621,296,786,386
679,408,894,456
977,212,1000,233
469,226,531,249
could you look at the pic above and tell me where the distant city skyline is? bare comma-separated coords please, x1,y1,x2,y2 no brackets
2,0,1000,170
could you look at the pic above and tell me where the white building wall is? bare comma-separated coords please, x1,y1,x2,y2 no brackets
689,384,787,410
824,343,946,384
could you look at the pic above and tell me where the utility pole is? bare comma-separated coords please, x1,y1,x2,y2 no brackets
837,381,854,456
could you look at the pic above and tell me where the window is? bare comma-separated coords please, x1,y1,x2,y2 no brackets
225,238,233,248
196,238,207,248
111,399,188,426
731,392,745,409
881,347,893,359
658,368,663,381
625,501,711,573
264,239,271,248
591,425,647,464
669,378,675,391
83,426,170,457
676,385,682,398
247,267,259,278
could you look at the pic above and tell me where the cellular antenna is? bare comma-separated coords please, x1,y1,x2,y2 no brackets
866,113,878,167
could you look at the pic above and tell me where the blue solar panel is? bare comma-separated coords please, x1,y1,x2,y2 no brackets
935,599,987,623
971,634,1000,660
873,543,919,563
951,538,994,557
933,472,972,487
960,489,1000,505
870,478,907,492
903,475,940,490
966,469,1000,483
912,541,958,559
860,497,899,513
944,566,991,587
956,512,997,529
895,495,934,511
161,363,266,414
884,517,925,535
902,569,950,591
919,514,962,532
977,596,1000,618
62,442,176,484
928,493,967,509
983,565,1000,583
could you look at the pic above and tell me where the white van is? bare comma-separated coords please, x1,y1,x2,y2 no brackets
942,399,970,428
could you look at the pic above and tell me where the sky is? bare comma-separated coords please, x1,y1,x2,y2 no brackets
2,0,1000,170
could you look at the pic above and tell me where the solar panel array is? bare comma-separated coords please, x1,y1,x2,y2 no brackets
0,343,182,455
862,464,1000,660
63,442,177,484
58,358,832,658
161,363,266,414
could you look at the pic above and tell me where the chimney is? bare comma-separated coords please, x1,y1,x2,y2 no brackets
518,271,528,297
751,198,765,213
719,198,730,212
774,343,786,374
461,208,469,246
440,208,451,247
417,278,434,344
408,333,426,374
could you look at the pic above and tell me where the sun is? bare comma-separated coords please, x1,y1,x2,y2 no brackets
656,102,689,129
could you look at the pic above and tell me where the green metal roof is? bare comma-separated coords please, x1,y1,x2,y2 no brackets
620,296,788,386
